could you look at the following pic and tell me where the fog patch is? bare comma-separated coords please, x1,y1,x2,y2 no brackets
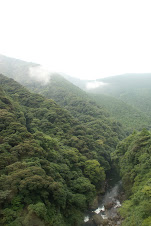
29,65,52,84
86,81,108,90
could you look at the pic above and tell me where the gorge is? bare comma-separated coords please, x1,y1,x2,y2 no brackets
0,56,151,226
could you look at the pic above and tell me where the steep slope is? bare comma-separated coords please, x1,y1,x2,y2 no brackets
112,129,151,226
0,74,124,225
26,73,125,148
88,74,151,115
1,54,149,133
60,73,151,131
89,93,151,132
0,55,125,149
0,54,37,84
61,73,87,90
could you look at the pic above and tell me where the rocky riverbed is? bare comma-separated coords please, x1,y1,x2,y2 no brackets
82,181,123,226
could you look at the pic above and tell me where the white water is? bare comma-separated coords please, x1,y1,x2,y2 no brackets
83,181,122,224
114,200,122,208
93,206,105,214
84,216,90,222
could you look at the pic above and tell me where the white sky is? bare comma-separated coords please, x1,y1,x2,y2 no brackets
0,0,151,80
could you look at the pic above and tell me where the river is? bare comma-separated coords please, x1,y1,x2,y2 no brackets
82,180,123,226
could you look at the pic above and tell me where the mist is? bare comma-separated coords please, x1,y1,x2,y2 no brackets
29,65,52,84
86,81,108,90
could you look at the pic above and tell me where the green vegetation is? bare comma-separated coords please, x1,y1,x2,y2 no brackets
1,55,150,133
29,74,125,144
89,93,151,133
99,74,151,117
59,73,151,132
0,74,124,225
0,56,151,225
0,54,125,145
87,74,151,122
112,129,151,226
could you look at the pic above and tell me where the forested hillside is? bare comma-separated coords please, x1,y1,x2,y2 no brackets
60,73,151,132
0,74,124,225
0,54,38,84
1,55,151,226
0,55,125,148
28,74,125,143
89,93,151,133
1,55,151,133
88,74,151,116
112,129,151,226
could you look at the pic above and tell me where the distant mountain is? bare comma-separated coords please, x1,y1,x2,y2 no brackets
0,55,125,147
1,54,150,133
61,73,151,115
61,72,151,131
61,73,87,90
0,54,38,83
89,93,151,132
90,74,151,115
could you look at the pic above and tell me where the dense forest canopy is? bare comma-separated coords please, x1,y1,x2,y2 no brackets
1,55,151,133
112,129,151,226
87,74,151,118
62,72,151,132
0,74,124,225
0,55,151,226
89,93,151,133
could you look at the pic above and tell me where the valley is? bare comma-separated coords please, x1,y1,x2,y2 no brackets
0,55,151,226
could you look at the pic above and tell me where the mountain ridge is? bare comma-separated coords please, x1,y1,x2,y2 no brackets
0,54,150,133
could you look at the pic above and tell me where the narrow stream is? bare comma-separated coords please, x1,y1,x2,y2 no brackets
82,180,123,226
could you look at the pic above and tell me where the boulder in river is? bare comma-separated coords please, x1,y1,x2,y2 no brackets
101,219,110,225
93,214,111,226
93,214,104,225
104,201,115,210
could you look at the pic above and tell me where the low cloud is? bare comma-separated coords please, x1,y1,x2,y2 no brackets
86,81,108,90
29,65,52,84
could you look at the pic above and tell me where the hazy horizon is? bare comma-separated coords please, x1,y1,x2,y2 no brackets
1,53,151,82
0,0,151,80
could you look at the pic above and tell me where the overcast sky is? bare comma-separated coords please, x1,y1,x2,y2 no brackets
0,0,151,80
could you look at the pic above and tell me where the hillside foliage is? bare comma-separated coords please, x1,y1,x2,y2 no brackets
112,129,151,226
0,56,151,226
0,74,123,225
89,93,151,133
